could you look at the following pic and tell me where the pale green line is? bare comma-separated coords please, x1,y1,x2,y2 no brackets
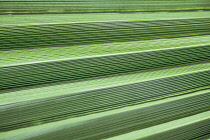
1,62,210,105
1,35,210,67
1,11,210,26
106,111,210,140
1,89,209,140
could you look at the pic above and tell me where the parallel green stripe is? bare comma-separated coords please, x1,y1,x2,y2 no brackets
1,46,210,91
0,8,209,140
1,89,208,139
2,90,209,140
0,70,210,132
1,35,210,67
27,93,209,140
108,111,210,140
1,18,210,50
143,123,210,140
1,11,210,26
0,0,210,13
1,62,209,105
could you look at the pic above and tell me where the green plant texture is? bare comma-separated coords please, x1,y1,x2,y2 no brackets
0,5,210,140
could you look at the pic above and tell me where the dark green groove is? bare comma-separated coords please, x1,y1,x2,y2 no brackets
0,70,209,132
1,45,210,91
1,18,210,50
0,46,210,90
141,119,210,140
5,91,209,140
1,0,210,14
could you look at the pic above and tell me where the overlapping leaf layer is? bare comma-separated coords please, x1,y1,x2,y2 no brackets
0,11,210,140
